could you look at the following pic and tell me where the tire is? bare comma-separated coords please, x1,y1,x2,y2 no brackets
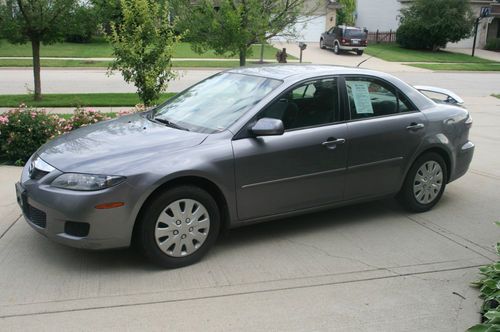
320,38,326,49
334,43,340,54
356,50,364,56
398,152,447,213
137,185,221,268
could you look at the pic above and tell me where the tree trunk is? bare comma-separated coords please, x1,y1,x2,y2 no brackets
31,39,42,101
239,48,246,67
259,43,264,63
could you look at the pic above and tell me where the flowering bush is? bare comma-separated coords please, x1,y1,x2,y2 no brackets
70,107,111,130
0,105,65,165
0,105,145,165
117,104,146,117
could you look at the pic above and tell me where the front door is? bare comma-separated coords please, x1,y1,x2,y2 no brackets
232,78,348,220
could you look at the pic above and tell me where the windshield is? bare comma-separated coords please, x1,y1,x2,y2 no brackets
345,29,366,39
152,73,282,133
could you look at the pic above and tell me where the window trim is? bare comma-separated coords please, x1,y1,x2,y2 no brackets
234,75,344,140
341,75,420,123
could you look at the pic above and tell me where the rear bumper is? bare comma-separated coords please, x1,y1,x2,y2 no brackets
339,45,366,51
450,141,475,182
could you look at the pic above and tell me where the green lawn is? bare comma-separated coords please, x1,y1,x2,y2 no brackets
0,39,293,60
365,43,492,63
0,59,243,68
493,94,500,99
407,63,500,71
0,93,176,108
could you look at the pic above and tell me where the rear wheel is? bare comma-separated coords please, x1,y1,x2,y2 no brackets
398,152,447,213
320,38,326,49
356,50,364,56
137,185,220,268
334,43,340,54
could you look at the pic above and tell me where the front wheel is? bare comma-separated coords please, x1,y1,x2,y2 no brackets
137,185,220,268
334,43,340,54
398,152,447,213
320,39,326,49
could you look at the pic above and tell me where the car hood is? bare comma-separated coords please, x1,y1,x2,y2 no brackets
38,113,208,174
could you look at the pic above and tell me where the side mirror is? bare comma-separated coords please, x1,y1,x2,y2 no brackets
251,118,284,136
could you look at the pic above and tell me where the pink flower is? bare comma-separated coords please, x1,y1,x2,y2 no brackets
0,116,9,124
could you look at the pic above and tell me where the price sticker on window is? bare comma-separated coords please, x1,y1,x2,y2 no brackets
349,81,374,114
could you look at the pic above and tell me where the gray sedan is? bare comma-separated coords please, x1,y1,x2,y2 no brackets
16,65,474,268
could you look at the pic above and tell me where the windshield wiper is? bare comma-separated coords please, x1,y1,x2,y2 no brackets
153,117,190,131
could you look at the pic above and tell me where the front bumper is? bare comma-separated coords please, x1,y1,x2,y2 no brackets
16,163,139,250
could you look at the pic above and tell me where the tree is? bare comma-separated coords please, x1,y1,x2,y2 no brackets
0,0,76,101
336,0,355,26
396,0,474,51
106,0,180,106
65,4,99,43
174,0,309,66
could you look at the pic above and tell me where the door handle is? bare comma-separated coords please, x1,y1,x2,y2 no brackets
406,123,425,131
322,138,346,148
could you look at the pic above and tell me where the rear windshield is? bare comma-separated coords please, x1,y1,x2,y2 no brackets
345,29,366,39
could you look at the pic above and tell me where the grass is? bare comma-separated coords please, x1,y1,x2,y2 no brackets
0,39,294,60
0,93,176,108
492,94,500,99
407,63,500,71
0,59,243,68
365,43,493,63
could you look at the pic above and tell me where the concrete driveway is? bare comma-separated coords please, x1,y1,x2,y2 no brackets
1,74,500,331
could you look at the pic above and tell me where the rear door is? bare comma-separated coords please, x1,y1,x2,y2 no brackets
342,76,427,199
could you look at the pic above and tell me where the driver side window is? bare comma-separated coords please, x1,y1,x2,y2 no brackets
259,78,340,130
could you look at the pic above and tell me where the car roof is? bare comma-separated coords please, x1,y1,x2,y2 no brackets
226,64,435,110
227,64,391,81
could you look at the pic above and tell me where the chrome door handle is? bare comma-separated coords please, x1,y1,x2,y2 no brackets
406,123,425,130
322,138,346,147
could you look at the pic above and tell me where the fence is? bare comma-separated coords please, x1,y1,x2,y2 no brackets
367,30,396,44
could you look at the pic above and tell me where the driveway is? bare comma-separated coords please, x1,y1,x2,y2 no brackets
1,73,500,330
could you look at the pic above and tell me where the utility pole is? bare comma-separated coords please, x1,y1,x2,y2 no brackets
472,17,480,57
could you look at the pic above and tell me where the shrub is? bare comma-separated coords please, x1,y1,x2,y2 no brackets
485,39,500,51
396,0,474,51
468,222,500,331
70,107,110,129
0,106,66,165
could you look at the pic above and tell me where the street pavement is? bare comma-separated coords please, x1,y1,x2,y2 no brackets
1,43,500,331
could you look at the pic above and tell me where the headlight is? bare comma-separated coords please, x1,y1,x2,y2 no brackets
51,173,125,191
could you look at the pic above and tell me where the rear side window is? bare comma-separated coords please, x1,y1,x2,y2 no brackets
345,77,415,120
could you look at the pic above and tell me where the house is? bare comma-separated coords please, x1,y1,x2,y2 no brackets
355,0,500,49
272,0,341,42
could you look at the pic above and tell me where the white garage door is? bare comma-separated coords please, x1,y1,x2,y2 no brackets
271,16,326,42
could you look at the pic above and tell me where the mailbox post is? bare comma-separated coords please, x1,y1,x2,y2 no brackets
298,42,307,63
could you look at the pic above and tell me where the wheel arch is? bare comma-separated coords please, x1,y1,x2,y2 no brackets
405,146,453,185
132,175,231,245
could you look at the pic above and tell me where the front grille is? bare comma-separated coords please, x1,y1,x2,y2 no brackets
30,168,49,180
22,194,47,228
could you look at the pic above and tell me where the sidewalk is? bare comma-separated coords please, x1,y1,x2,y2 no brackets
447,48,500,62
0,56,302,63
0,106,132,114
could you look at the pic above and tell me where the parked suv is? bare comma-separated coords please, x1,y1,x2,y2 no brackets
320,25,368,55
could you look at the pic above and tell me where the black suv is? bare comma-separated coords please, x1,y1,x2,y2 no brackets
320,25,368,55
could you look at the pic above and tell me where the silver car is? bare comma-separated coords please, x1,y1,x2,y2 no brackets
15,65,474,268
